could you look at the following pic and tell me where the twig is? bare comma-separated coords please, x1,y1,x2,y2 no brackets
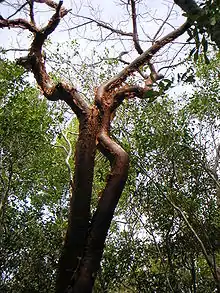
98,21,190,93
7,2,29,20
152,3,175,43
68,13,133,37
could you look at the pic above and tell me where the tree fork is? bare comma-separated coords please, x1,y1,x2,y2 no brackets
57,97,129,293
69,126,129,293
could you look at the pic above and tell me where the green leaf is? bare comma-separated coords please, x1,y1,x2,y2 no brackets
143,89,159,99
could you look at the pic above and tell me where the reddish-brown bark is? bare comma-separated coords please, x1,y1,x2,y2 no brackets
56,109,99,293
0,1,194,292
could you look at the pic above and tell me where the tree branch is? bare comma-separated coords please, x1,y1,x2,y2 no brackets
68,14,133,37
152,3,175,43
111,86,145,111
6,1,87,117
55,131,73,183
7,2,29,20
44,0,69,17
0,17,38,32
130,0,143,54
98,20,190,93
29,0,36,26
174,0,202,16
42,0,65,36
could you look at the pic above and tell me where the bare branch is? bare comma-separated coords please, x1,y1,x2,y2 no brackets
152,3,175,43
61,20,93,32
68,13,133,37
29,0,36,25
96,22,133,37
130,0,143,54
98,20,190,95
0,17,38,32
7,2,29,20
1,48,29,53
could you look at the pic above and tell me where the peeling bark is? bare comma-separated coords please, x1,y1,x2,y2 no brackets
56,108,100,293
0,2,197,292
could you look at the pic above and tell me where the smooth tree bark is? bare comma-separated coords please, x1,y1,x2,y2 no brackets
0,0,219,292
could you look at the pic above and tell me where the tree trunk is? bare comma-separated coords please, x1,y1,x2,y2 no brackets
56,107,100,293
56,104,129,293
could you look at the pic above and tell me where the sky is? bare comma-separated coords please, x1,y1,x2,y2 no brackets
0,0,186,59
0,0,190,98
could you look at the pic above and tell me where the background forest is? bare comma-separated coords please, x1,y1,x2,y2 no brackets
0,0,220,292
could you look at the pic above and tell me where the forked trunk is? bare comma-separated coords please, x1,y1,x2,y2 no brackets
56,105,129,293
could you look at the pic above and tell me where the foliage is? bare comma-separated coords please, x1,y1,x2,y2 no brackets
0,59,69,292
94,53,220,292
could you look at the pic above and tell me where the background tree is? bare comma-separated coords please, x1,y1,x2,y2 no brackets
94,52,220,292
0,57,71,292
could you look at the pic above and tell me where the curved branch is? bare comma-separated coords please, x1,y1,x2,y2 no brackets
98,20,190,93
10,1,87,117
0,17,38,32
16,53,89,117
174,0,202,15
55,132,73,183
111,86,145,111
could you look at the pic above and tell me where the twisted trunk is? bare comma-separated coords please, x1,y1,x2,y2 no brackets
56,102,129,293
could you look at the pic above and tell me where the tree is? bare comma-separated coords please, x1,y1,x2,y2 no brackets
174,0,220,48
95,53,220,292
0,58,70,292
0,1,219,292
